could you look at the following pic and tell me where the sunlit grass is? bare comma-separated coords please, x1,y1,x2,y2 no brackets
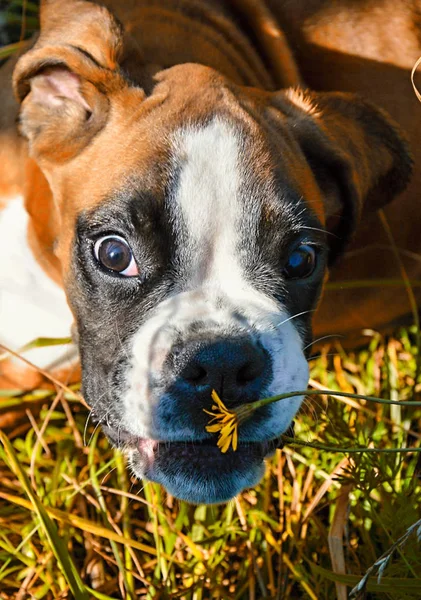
1,329,421,599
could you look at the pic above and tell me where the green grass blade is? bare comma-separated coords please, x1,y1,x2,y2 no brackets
0,431,90,599
0,41,26,59
0,489,166,559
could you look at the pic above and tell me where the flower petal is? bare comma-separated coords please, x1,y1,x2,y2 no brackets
205,390,242,453
232,426,238,451
206,424,223,433
220,437,232,453
217,424,235,445
220,414,234,424
203,409,218,417
211,390,232,413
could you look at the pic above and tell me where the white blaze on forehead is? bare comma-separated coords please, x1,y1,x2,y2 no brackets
119,119,309,441
174,119,247,293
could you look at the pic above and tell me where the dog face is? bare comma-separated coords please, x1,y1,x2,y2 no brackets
63,71,328,504
13,1,411,503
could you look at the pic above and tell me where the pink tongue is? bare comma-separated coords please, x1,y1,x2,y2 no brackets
138,439,158,464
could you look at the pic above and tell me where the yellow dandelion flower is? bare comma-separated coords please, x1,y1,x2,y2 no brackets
204,390,239,453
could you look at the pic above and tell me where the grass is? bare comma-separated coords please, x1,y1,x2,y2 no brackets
1,329,421,599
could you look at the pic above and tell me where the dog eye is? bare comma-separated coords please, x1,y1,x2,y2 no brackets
283,244,317,279
94,235,139,276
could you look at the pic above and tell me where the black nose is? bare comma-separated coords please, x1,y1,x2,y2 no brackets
176,338,271,401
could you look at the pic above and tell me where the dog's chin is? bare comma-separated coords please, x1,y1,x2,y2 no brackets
103,427,281,504
129,440,276,504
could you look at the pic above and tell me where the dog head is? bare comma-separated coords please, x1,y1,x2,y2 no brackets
13,0,412,503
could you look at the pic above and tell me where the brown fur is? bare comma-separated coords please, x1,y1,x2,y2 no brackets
265,0,421,341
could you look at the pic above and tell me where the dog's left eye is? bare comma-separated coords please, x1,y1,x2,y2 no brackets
94,235,139,276
283,244,317,280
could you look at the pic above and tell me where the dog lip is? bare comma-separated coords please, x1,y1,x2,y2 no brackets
100,425,137,446
101,424,283,457
134,436,283,504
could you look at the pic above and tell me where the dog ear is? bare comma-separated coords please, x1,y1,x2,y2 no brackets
13,0,130,163
273,89,413,262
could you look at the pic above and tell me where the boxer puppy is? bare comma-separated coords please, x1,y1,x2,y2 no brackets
0,0,412,503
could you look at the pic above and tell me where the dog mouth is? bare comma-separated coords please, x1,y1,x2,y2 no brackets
101,425,285,503
137,436,284,457
102,425,283,458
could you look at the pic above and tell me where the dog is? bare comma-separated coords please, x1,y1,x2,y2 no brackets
0,0,418,503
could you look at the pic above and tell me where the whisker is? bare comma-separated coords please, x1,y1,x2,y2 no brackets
275,309,315,328
87,420,103,446
127,480,146,506
302,392,336,432
304,334,343,351
87,403,113,446
100,466,117,486
301,225,338,238
83,387,110,445
307,351,341,361
300,398,319,424
83,410,93,447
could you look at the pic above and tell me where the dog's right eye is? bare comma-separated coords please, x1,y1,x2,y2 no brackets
283,244,317,280
94,235,139,276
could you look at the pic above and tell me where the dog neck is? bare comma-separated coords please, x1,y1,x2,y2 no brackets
115,0,300,92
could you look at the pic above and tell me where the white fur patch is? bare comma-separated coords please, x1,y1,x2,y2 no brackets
0,196,76,371
120,120,308,440
174,119,244,292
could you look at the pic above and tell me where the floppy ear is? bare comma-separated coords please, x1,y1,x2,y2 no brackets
274,89,413,262
13,0,132,163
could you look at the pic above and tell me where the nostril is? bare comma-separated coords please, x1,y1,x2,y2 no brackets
182,363,208,384
237,361,263,385
173,338,270,393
